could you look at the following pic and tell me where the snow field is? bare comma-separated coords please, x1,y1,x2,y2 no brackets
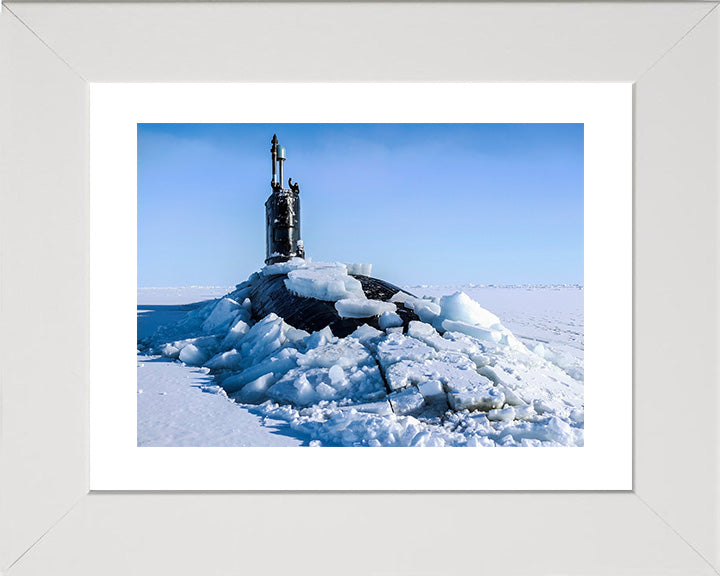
136,356,302,447
410,284,584,380
138,260,584,447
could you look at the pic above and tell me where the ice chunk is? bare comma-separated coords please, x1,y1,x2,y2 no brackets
168,336,218,362
496,384,525,407
285,262,365,301
202,297,242,334
220,317,249,350
335,298,396,319
375,333,436,371
429,292,519,345
206,349,244,370
488,406,516,421
339,400,393,415
378,311,403,330
269,368,339,405
570,408,584,425
220,348,298,394
546,416,573,444
234,373,277,403
417,379,446,404
441,369,496,395
178,344,207,366
274,371,318,405
385,361,423,391
389,387,425,415
384,355,476,393
514,404,535,420
349,324,382,343
393,294,441,323
447,387,505,412
346,365,387,401
533,399,550,415
262,257,307,276
328,364,345,385
221,351,298,395
204,314,297,371
239,314,289,362
445,372,504,412
160,343,180,359
297,338,374,370
345,263,372,276
390,291,409,304
437,292,502,329
406,320,436,339
301,326,336,350
440,319,503,344
268,358,385,406
285,326,310,345
408,321,485,357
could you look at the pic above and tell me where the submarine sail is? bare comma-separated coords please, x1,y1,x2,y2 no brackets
265,134,305,265
250,135,418,337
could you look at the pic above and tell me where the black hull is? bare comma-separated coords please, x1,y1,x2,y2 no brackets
249,274,418,337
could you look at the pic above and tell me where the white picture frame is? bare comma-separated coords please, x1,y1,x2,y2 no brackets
2,2,719,574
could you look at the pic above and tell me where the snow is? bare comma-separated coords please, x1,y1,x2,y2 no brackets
138,269,584,447
137,355,303,447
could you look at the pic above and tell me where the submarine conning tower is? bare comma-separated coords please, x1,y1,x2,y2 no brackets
265,134,305,265
251,134,420,338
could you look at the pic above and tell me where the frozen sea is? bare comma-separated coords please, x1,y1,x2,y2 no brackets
137,283,583,447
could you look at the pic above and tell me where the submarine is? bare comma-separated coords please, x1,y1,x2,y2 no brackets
249,135,419,337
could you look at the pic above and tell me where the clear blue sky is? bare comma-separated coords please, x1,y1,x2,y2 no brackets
138,123,583,287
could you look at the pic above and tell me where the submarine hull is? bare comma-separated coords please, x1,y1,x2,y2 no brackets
249,274,419,337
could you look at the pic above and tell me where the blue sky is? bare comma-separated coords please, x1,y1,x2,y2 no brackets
138,123,583,287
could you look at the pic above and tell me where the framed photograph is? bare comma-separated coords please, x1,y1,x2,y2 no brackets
2,2,719,575
91,83,630,490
